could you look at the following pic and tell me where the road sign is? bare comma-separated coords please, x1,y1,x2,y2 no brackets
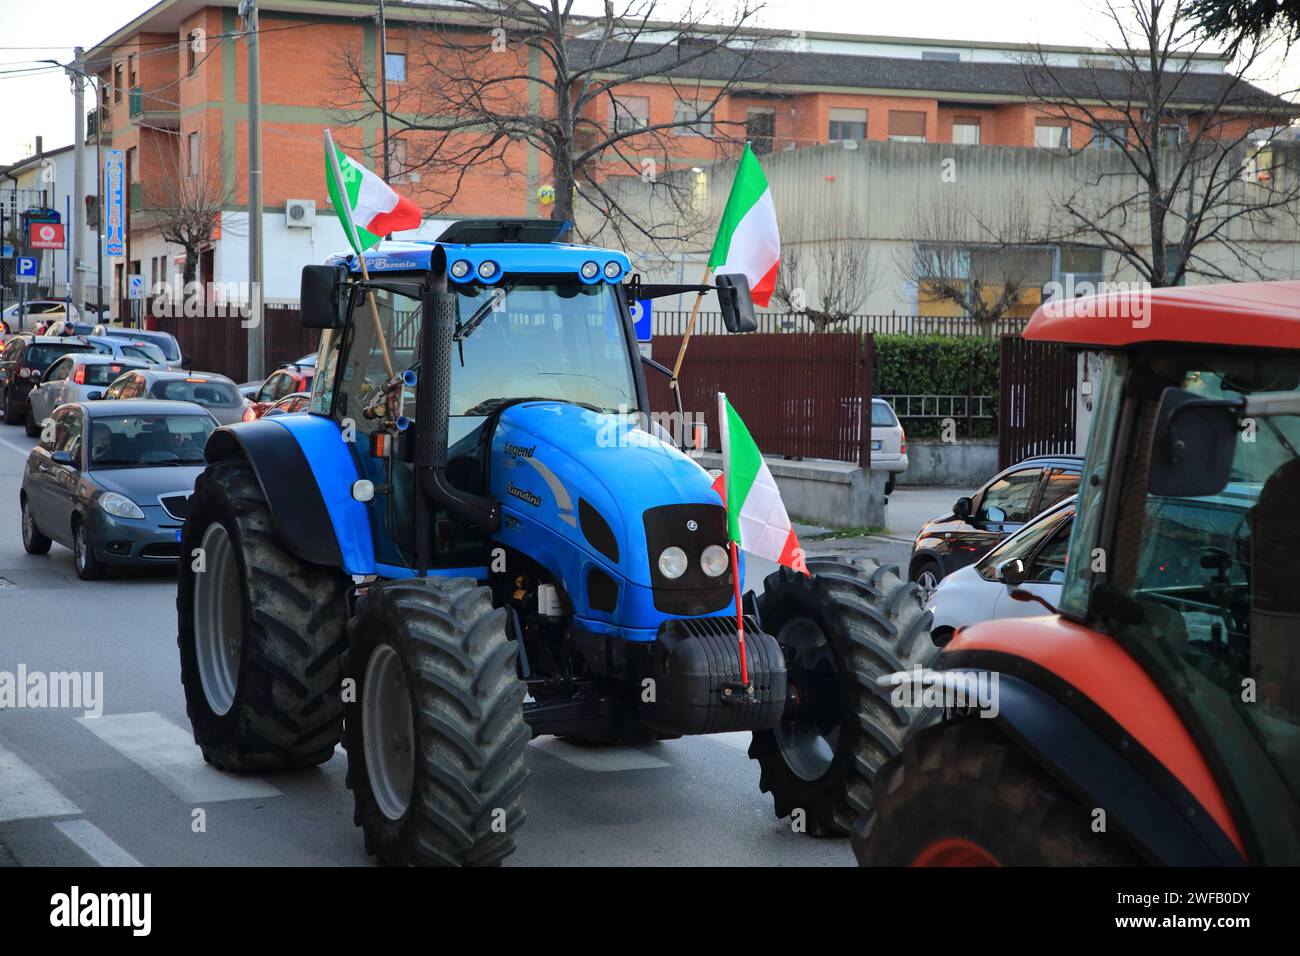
631,298,652,342
1,242,12,258
127,274,146,299
105,149,125,257
16,256,37,285
28,221,65,250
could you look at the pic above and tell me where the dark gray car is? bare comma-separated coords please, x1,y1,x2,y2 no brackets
102,368,248,425
19,400,216,579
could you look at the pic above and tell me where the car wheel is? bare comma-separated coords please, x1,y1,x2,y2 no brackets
911,558,943,604
21,496,52,555
884,474,896,496
2,387,21,425
73,518,106,580
24,404,40,438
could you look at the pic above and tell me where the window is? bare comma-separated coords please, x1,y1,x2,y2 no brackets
978,468,1043,524
921,50,960,61
385,52,406,82
952,116,981,145
673,101,713,137
888,110,926,143
828,107,867,143
1035,120,1070,149
1156,124,1186,147
870,401,898,427
45,357,74,382
187,33,198,76
978,506,1071,581
113,63,123,103
1091,120,1127,149
1039,468,1080,511
1026,519,1072,584
127,146,138,183
128,54,137,90
41,407,68,451
56,408,83,462
611,95,650,133
747,109,775,154
386,137,407,178
187,132,199,177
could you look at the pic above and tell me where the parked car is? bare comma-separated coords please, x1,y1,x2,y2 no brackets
871,399,908,495
0,336,97,425
928,495,1076,645
2,300,81,334
19,400,216,579
74,324,187,369
908,453,1083,597
102,368,248,426
24,355,151,437
261,391,311,417
80,335,168,367
245,356,316,418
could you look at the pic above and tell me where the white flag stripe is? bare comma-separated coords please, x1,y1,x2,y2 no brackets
77,712,282,803
714,188,779,285
54,819,143,867
345,154,403,224
738,458,795,561
0,744,81,822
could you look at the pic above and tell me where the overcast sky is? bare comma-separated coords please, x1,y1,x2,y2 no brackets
1,0,1295,165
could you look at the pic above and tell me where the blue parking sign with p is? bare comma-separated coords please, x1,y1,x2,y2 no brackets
16,256,37,284
630,298,652,342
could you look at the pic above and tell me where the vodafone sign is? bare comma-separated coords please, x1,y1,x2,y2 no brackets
28,222,65,250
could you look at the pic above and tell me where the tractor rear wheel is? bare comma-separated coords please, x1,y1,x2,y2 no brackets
343,577,531,866
852,721,1139,865
749,557,938,837
177,458,349,771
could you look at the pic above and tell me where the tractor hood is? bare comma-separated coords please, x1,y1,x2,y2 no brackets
488,401,733,626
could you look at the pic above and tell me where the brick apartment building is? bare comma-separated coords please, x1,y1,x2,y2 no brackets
83,0,1279,310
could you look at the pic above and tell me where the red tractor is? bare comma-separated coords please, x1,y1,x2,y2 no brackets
854,280,1300,865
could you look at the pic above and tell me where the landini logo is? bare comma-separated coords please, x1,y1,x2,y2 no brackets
508,483,542,507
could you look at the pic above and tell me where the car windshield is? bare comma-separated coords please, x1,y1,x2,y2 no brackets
119,342,167,364
151,379,241,407
26,343,94,371
87,414,215,467
107,329,181,361
871,402,898,427
83,363,139,386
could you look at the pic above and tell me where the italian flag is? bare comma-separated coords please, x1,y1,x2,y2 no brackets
708,144,780,307
324,128,422,254
716,392,807,574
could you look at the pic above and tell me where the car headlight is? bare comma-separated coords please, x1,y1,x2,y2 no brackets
700,544,729,577
658,546,688,579
99,492,145,520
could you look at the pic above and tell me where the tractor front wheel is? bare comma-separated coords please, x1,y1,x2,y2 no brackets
852,721,1139,865
343,578,531,866
177,459,349,771
750,557,938,837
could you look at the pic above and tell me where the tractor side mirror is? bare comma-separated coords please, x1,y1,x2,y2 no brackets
715,273,758,333
300,264,350,330
953,496,973,519
997,558,1027,586
1148,387,1241,499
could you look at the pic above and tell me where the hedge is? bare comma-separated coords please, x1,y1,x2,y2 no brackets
873,334,999,438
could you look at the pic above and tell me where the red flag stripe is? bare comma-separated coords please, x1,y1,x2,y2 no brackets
366,194,422,237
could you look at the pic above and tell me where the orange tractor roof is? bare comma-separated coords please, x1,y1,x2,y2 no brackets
1024,279,1300,350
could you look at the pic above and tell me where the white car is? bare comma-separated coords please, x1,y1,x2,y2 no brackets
2,300,81,334
871,398,908,495
928,495,1076,645
25,354,151,436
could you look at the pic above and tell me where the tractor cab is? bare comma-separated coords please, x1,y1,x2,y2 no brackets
855,280,1300,867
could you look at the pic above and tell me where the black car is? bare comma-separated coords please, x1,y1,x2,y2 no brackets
908,454,1083,597
19,399,216,580
1,336,97,425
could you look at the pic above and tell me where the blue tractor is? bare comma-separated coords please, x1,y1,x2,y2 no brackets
175,219,935,865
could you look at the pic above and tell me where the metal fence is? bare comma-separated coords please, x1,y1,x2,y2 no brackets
648,332,874,466
652,310,1028,338
997,334,1078,469
148,303,319,382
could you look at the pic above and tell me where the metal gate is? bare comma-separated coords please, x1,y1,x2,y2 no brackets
997,334,1077,469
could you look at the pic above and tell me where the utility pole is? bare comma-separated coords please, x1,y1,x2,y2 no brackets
242,0,265,380
378,0,390,180
69,46,86,313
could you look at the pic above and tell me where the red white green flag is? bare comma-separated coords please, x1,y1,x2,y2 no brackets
708,144,780,307
324,128,422,254
717,392,807,574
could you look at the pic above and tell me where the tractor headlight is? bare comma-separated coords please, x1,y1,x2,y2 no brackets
477,260,498,279
700,544,729,577
450,259,471,279
99,492,145,520
581,260,600,280
658,546,688,580
603,261,622,279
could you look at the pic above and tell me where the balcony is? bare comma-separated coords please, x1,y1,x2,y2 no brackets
128,86,178,131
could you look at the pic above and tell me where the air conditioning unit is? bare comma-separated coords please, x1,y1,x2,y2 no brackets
285,199,315,227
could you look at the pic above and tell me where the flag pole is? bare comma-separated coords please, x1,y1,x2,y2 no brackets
669,265,711,387
718,390,750,688
324,129,394,380
731,539,749,686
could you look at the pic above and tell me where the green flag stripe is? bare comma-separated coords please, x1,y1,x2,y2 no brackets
324,143,380,254
723,397,763,542
708,145,769,268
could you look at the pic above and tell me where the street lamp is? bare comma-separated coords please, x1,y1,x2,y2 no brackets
42,57,104,319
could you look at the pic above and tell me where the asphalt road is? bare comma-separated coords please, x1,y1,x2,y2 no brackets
0,418,962,868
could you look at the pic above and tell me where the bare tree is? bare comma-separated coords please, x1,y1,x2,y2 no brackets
1021,0,1300,287
142,131,235,287
334,0,768,251
895,198,1042,323
773,205,881,329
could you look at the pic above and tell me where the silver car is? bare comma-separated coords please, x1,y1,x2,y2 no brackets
871,398,908,495
25,354,151,437
102,368,248,426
